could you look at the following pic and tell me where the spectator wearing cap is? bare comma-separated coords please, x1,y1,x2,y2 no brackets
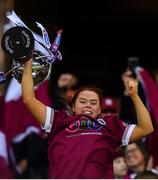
101,96,118,117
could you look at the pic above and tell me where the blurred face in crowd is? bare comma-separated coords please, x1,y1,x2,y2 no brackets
113,156,128,178
125,143,145,170
58,73,77,88
72,90,101,119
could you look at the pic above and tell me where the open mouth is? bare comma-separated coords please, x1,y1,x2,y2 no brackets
82,110,92,115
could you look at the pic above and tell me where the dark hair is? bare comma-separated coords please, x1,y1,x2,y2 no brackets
135,141,150,169
135,170,158,179
125,140,150,169
70,85,103,107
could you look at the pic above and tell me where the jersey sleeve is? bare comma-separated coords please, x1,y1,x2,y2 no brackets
106,115,136,146
43,107,69,133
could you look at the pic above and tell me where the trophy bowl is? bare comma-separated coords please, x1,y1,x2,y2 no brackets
0,24,62,86
12,50,51,86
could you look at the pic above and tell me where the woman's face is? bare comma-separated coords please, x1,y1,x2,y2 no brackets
125,143,145,168
72,90,101,119
113,157,128,178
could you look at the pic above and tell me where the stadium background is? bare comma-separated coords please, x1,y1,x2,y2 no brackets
9,0,158,95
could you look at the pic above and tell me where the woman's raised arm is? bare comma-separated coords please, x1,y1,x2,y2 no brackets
21,58,47,127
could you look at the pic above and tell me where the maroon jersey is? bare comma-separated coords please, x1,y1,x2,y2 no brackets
3,79,51,145
44,108,136,179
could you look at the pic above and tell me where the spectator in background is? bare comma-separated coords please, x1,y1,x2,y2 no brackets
101,96,119,116
51,72,79,111
113,154,129,179
124,141,156,179
0,16,51,178
1,77,51,178
12,131,49,179
120,57,146,124
120,57,158,170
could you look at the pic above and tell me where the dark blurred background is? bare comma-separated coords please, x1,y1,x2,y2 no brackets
14,0,158,96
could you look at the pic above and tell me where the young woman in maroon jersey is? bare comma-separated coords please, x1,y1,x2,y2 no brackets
21,58,153,179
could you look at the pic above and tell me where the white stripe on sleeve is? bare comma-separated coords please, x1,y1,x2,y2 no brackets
43,106,54,133
122,124,136,145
